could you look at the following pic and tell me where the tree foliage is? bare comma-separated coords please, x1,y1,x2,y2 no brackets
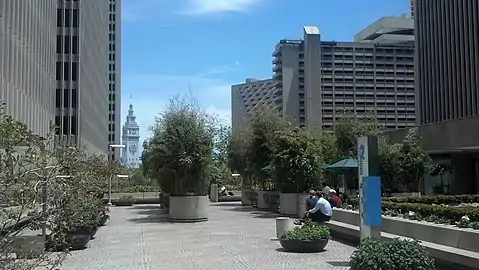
271,129,322,193
141,96,218,196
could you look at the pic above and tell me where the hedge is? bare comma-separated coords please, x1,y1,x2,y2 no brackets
344,196,479,222
110,185,160,193
347,195,479,207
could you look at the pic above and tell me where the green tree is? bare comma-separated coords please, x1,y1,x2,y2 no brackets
227,129,252,187
271,128,322,193
247,106,290,189
143,95,217,195
396,128,430,192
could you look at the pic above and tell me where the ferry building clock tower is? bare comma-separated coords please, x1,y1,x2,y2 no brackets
121,104,140,168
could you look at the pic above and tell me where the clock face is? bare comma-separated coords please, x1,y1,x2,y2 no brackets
129,143,137,154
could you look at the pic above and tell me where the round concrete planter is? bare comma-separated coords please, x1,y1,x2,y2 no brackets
297,194,309,218
280,193,300,216
279,238,329,253
169,195,208,223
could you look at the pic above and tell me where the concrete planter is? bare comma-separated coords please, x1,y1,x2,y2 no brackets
279,193,300,216
241,189,251,206
297,194,309,218
331,208,479,253
257,190,274,210
169,195,208,223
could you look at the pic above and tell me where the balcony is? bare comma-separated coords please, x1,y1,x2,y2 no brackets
273,72,283,80
272,64,282,72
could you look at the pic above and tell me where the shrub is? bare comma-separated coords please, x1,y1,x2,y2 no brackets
350,238,435,270
280,221,331,241
346,195,479,208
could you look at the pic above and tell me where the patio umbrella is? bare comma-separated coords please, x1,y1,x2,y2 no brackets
325,158,358,170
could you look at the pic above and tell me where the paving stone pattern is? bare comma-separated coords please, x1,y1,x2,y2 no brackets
59,202,355,270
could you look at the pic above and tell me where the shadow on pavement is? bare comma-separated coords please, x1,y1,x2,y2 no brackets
127,205,170,224
210,202,243,207
327,261,350,267
275,247,326,253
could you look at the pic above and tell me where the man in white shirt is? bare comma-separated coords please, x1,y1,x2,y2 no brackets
306,191,333,222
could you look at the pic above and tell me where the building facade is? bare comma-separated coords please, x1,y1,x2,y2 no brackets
108,0,122,162
121,104,140,168
400,0,479,194
0,1,57,137
231,78,278,132
55,0,110,155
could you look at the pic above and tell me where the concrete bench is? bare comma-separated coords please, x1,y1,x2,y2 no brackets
325,220,479,268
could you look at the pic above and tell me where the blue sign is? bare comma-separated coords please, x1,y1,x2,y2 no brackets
362,176,382,226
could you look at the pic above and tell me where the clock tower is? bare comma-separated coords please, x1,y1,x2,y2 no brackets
121,104,140,168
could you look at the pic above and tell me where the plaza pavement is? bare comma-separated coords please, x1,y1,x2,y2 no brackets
59,202,356,270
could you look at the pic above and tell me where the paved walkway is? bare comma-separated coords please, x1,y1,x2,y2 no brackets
59,202,355,270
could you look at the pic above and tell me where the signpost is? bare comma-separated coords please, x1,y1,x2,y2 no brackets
357,136,381,240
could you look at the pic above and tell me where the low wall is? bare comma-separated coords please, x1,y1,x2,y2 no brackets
332,208,479,253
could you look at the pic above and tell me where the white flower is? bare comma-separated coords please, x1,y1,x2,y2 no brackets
461,215,470,221
408,211,415,216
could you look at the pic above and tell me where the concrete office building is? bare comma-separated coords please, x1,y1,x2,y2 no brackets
55,0,110,155
231,78,278,131
0,1,57,137
391,0,479,194
108,0,122,162
272,22,415,131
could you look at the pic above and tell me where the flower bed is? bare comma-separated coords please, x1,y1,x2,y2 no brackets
347,194,479,207
344,196,479,230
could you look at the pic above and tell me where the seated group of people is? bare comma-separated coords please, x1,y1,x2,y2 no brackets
294,188,343,225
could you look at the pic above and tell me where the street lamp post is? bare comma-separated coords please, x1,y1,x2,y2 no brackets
108,144,125,206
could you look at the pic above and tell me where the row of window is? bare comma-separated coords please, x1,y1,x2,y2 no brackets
55,62,78,81
56,35,79,54
57,9,79,28
54,115,77,135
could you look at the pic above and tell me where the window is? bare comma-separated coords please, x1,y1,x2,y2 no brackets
62,116,69,135
72,62,78,81
72,36,78,54
54,116,60,135
63,62,69,81
71,116,77,135
56,62,62,80
56,9,63,27
65,9,71,27
64,35,70,54
63,89,69,108
72,9,78,27
72,89,77,108
56,35,62,53
55,89,61,107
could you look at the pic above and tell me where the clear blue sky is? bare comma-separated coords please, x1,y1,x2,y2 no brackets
120,0,410,147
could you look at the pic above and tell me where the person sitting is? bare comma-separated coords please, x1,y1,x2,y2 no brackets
328,189,342,208
306,191,333,223
306,189,318,210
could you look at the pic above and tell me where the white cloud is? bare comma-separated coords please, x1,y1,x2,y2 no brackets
181,0,265,15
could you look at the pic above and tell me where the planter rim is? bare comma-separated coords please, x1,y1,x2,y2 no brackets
280,237,330,242
170,194,207,197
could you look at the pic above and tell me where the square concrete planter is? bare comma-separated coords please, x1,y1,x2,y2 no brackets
257,190,275,210
331,208,479,253
279,193,300,216
241,189,252,206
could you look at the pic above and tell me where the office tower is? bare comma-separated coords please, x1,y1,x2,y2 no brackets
108,0,122,162
231,78,277,132
273,23,415,131
55,0,110,155
121,104,140,168
414,0,479,193
0,1,57,136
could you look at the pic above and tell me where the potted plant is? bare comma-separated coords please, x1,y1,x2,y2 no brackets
272,129,322,216
113,195,135,206
350,238,435,270
46,198,100,250
98,205,110,226
279,220,331,252
142,96,217,222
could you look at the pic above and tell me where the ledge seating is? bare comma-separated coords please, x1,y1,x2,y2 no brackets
325,220,479,268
